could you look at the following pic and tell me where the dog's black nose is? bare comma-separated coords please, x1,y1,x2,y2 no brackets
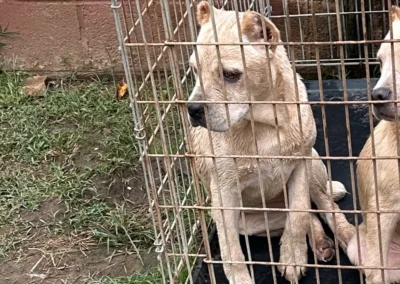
187,103,205,119
372,88,392,101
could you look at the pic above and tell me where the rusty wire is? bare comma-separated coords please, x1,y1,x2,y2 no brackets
111,0,399,283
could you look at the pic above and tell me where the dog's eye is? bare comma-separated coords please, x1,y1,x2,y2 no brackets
223,70,242,83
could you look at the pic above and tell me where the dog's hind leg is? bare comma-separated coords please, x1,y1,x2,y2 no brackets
310,155,356,252
326,180,348,202
321,181,356,251
363,200,400,284
347,224,400,283
240,211,337,263
238,212,286,237
308,213,336,262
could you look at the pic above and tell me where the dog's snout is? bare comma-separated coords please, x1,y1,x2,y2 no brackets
187,103,205,119
372,88,392,102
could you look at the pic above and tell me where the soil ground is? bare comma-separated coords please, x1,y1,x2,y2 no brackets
0,72,160,283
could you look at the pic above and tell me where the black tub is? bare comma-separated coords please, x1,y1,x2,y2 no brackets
192,79,378,284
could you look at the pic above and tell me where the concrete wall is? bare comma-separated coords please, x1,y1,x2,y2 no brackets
0,0,383,76
1,0,123,74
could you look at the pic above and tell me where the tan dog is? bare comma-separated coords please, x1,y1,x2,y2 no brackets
342,6,400,284
187,2,351,283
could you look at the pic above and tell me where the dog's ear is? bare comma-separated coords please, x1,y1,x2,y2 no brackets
197,1,219,25
391,5,400,22
241,11,280,51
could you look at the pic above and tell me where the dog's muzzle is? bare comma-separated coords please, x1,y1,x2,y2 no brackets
371,87,397,121
187,103,206,127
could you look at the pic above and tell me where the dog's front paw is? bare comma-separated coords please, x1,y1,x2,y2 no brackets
365,278,390,284
365,270,390,284
278,235,307,282
228,274,253,284
225,264,253,284
278,265,306,283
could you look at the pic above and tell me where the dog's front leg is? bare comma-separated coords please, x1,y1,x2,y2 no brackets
278,160,310,282
210,179,252,284
364,200,399,284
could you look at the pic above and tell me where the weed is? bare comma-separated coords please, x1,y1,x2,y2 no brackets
0,72,157,282
88,270,163,284
0,25,18,48
0,71,204,283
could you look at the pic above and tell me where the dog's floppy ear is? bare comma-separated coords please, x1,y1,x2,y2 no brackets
391,5,400,22
241,11,280,51
197,1,219,25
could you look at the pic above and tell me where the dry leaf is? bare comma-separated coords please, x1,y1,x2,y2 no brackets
72,144,80,155
103,128,111,135
116,79,128,100
24,75,47,96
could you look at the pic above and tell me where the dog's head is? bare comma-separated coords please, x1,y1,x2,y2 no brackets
372,5,400,121
187,1,281,132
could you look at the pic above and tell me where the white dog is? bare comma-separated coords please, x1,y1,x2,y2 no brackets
343,6,400,284
187,2,351,283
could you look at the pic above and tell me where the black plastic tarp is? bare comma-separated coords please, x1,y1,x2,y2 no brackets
193,79,378,284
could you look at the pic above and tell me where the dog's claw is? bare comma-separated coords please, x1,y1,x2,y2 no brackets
319,247,335,262
279,266,285,277
313,236,335,263
278,265,306,282
279,234,308,282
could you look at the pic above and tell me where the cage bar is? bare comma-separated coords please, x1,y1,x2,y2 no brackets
111,0,399,283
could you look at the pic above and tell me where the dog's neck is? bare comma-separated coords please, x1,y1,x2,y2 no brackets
378,119,400,136
245,51,305,128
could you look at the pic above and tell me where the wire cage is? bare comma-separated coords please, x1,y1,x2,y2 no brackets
111,0,400,283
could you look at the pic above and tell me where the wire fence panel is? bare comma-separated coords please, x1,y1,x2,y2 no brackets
111,0,400,283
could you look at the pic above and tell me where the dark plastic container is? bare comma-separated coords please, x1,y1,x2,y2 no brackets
192,79,378,284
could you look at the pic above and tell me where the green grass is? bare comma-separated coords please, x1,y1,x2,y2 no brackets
0,71,204,283
88,270,163,284
0,71,158,282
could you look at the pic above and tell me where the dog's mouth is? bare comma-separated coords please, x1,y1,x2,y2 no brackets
373,104,397,121
189,115,231,132
189,116,207,128
187,103,249,132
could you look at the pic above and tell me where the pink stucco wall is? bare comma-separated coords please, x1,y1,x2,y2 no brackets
1,0,123,74
0,0,376,75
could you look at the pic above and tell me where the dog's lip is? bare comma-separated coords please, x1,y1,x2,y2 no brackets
373,105,397,121
190,116,212,130
190,119,200,127
379,112,397,121
189,117,201,127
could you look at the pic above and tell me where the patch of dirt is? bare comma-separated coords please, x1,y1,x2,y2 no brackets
93,157,169,207
0,228,158,284
94,166,148,206
20,197,66,224
71,133,104,171
1,161,160,283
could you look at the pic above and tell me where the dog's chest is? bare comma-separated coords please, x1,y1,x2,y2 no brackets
190,126,300,196
217,128,299,192
236,158,297,196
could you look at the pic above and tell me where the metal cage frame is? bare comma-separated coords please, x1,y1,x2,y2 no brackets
110,0,400,283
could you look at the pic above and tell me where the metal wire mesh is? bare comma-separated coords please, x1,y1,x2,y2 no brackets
110,0,400,283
